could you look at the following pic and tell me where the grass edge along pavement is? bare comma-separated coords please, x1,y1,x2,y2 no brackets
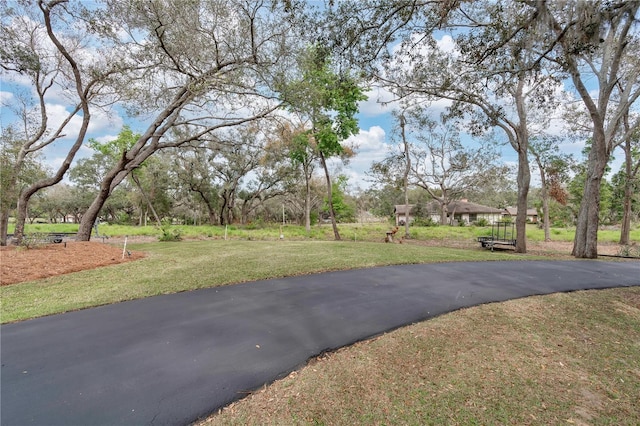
0,240,547,324
201,286,640,426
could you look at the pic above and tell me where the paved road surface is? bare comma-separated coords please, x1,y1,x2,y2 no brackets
2,260,638,425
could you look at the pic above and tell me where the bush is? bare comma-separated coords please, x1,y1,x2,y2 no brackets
244,219,266,230
474,218,490,227
158,226,182,242
20,233,48,249
618,244,640,258
413,217,439,227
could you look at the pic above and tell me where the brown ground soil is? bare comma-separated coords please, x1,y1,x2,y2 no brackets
0,238,628,287
0,241,145,286
404,237,625,258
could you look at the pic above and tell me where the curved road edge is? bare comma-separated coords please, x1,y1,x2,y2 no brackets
1,260,638,425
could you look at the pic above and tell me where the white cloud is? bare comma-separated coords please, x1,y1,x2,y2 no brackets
45,103,124,141
92,133,120,144
348,125,387,151
436,34,456,53
0,90,15,104
331,125,390,190
358,86,399,117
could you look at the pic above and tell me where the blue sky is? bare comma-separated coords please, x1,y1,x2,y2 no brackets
0,57,600,194
1,7,624,196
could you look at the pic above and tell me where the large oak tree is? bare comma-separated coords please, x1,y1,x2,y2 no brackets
74,0,302,240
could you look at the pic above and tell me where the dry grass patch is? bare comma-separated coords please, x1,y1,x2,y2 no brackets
201,287,640,426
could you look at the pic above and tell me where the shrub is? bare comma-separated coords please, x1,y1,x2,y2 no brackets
158,226,182,242
474,218,490,227
413,217,439,227
618,244,640,258
20,233,48,249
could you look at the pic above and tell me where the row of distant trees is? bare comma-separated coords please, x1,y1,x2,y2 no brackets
1,1,638,258
20,135,358,228
1,1,365,244
18,134,637,234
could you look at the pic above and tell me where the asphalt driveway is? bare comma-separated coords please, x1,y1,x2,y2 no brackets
1,260,638,425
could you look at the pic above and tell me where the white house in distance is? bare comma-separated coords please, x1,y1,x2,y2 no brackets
395,199,504,226
502,207,539,224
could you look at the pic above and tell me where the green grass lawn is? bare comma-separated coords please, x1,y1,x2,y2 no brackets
3,221,639,323
1,240,540,324
11,221,640,244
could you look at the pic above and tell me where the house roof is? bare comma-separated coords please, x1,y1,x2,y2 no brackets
395,200,502,215
447,200,503,214
504,207,538,216
394,204,414,214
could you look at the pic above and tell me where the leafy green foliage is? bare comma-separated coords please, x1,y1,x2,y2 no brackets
88,125,139,158
323,175,356,222
283,44,367,160
158,226,182,242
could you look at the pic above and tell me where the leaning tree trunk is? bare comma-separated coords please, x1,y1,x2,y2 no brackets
77,186,111,241
23,1,92,243
319,152,340,241
77,157,132,241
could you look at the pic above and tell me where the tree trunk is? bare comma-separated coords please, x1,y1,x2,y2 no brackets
219,191,229,226
400,113,410,238
227,194,235,225
24,2,93,243
77,187,110,241
304,174,311,232
535,156,551,242
0,209,10,246
541,184,551,242
513,77,530,254
319,152,340,240
193,190,218,225
620,182,632,245
440,204,448,225
208,210,217,225
0,164,20,246
13,190,32,244
572,136,607,258
619,121,634,246
514,150,530,253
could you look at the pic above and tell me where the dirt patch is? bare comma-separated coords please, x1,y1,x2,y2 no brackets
0,241,145,286
402,237,624,257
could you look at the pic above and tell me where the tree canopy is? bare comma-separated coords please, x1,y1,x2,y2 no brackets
1,0,638,258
